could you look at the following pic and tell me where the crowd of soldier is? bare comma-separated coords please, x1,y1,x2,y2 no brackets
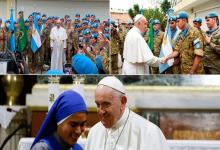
0,11,110,74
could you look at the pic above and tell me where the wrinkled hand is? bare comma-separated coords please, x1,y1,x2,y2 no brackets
205,35,211,44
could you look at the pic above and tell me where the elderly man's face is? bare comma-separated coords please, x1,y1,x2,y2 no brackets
95,86,126,128
138,18,148,33
57,112,87,145
56,21,61,28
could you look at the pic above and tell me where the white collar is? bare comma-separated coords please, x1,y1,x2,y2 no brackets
133,26,141,35
111,107,129,130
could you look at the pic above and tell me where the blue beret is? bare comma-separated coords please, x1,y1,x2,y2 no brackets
91,14,95,17
193,18,202,23
83,29,90,35
86,14,90,17
91,33,98,39
153,19,160,25
110,20,115,25
75,18,80,22
75,13,80,17
83,20,89,25
72,54,98,74
25,19,29,23
95,18,100,22
176,11,189,19
205,12,218,19
66,18,71,22
75,24,81,28
91,23,98,28
169,16,177,21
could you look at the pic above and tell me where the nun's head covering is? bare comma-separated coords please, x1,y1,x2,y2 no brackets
31,90,87,148
97,76,125,94
72,54,98,74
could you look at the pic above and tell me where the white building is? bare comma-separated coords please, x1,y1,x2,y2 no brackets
171,0,220,31
0,0,109,21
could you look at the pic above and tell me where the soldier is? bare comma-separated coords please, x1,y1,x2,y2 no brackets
24,19,34,72
98,32,109,74
14,20,20,50
65,18,75,64
164,11,204,74
0,18,7,51
72,24,81,55
84,33,98,63
151,19,164,74
203,12,220,74
110,21,122,74
193,17,206,46
165,16,181,74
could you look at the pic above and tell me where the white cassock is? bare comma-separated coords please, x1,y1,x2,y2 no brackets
122,26,161,75
85,107,170,150
50,26,67,71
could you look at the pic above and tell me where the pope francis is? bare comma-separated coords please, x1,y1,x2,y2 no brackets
85,76,170,150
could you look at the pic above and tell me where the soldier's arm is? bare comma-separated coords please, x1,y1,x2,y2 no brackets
190,29,204,74
84,47,96,63
100,49,109,74
190,55,202,74
73,33,79,50
209,35,220,54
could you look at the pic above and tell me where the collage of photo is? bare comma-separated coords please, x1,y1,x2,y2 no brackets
0,0,220,150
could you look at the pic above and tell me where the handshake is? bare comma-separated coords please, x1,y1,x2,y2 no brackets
160,56,170,64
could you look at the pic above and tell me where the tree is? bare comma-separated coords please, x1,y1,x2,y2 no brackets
161,0,171,15
128,4,140,20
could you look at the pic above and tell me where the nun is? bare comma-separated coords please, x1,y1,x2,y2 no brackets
31,90,87,150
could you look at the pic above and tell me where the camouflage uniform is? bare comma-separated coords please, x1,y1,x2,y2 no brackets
151,30,164,74
25,26,34,72
165,29,181,74
45,25,51,65
100,48,109,74
174,26,204,74
110,28,122,74
66,26,74,63
0,27,7,51
203,28,220,74
72,30,79,55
